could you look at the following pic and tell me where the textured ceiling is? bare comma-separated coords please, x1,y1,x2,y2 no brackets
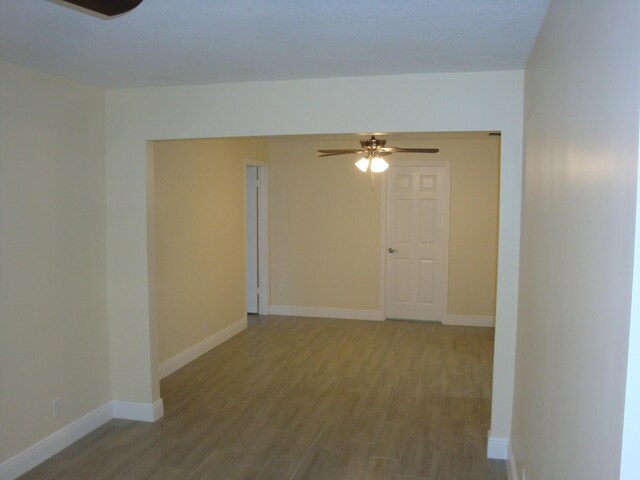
0,0,549,89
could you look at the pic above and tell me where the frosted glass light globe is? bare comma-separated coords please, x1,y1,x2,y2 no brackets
355,157,370,172
370,156,389,173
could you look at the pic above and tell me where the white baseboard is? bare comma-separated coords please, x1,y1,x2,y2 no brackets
269,305,385,321
159,317,248,379
487,434,510,460
0,402,112,480
111,399,164,422
444,314,495,327
0,398,165,480
508,443,518,480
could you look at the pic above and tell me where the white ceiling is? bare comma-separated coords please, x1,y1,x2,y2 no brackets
0,0,549,89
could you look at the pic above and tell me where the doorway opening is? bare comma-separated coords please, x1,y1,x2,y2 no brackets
149,132,503,452
245,161,269,316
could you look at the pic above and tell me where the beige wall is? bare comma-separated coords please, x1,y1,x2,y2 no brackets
447,137,500,316
513,1,639,479
268,135,499,317
268,139,382,310
153,138,267,363
0,61,109,462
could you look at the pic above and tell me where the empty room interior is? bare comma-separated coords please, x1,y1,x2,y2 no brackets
0,1,639,480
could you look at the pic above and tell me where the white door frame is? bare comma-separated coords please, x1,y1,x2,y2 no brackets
244,159,270,315
380,159,451,321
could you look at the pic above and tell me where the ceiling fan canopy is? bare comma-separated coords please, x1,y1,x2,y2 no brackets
60,0,143,17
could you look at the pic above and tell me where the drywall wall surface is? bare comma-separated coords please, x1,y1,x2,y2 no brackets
268,139,382,311
153,138,267,363
105,69,523,437
0,61,109,462
268,136,499,317
622,121,640,479
447,137,500,316
513,1,640,478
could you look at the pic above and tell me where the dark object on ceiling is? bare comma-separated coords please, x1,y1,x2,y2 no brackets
60,0,143,17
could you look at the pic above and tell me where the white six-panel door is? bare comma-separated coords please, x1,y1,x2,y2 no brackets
385,162,449,321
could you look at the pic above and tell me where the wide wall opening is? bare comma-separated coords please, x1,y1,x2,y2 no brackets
148,131,501,418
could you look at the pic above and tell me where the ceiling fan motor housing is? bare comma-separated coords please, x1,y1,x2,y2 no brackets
361,136,386,152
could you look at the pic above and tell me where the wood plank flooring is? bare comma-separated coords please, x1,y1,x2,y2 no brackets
20,316,507,479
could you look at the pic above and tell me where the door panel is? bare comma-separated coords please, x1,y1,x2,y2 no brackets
394,199,412,243
419,174,437,191
386,163,449,321
418,199,436,244
418,259,435,304
394,258,411,303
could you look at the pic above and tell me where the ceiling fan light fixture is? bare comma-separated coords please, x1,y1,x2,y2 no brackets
370,156,389,173
319,135,438,184
355,157,370,172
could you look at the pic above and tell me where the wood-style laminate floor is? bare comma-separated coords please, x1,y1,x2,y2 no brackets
20,316,508,479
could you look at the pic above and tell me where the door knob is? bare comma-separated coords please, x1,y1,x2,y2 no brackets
388,248,398,253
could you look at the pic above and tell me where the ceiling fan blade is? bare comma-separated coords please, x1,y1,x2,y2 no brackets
317,149,364,154
392,148,440,153
318,152,359,157
61,0,143,16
